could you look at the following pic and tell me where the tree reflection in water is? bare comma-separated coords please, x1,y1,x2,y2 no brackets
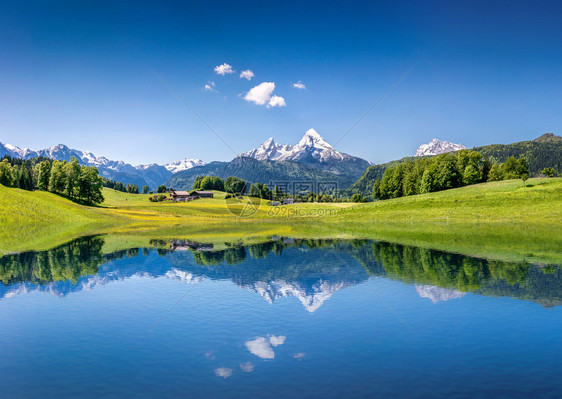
0,236,561,307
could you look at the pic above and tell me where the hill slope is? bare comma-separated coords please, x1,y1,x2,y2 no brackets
474,133,562,172
1,178,561,262
166,156,362,190
0,185,121,252
350,133,562,196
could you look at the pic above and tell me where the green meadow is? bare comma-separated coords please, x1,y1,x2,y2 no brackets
1,178,561,263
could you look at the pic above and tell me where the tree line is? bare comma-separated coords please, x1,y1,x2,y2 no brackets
190,175,357,202
372,150,531,200
102,178,144,194
0,156,104,205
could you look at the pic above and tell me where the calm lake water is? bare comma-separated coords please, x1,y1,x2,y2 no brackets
1,236,562,398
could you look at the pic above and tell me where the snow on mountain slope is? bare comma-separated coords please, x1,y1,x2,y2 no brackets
241,137,294,161
165,158,206,173
0,141,202,188
243,279,346,313
414,138,466,157
239,128,357,164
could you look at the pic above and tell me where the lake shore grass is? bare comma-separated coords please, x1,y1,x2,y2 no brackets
1,178,561,263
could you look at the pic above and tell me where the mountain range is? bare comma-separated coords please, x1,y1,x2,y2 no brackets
3,131,559,193
168,129,371,190
240,128,360,163
0,142,205,189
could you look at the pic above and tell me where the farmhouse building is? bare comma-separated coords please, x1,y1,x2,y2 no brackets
168,190,214,202
193,191,214,198
169,190,191,201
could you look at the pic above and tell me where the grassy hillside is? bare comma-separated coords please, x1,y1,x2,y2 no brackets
332,178,562,262
1,178,561,263
0,185,124,251
350,133,562,196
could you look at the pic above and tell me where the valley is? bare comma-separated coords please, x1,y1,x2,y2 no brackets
1,178,561,263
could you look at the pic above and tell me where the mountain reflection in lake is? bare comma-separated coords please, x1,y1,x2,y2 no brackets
1,236,562,398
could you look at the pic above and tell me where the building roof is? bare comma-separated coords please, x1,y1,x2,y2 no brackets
193,191,213,195
171,190,190,196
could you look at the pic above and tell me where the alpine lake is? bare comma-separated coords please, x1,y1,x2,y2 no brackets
1,235,562,398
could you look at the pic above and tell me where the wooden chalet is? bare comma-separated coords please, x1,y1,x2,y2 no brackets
168,189,214,202
169,190,194,202
192,190,214,198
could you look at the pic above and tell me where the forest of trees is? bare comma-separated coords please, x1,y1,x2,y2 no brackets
0,156,105,205
101,178,140,194
372,150,530,200
190,174,360,202
192,175,225,191
190,174,352,202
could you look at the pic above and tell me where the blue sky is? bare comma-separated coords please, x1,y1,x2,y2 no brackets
1,0,561,165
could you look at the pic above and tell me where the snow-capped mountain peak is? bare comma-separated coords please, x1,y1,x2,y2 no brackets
239,128,353,163
164,158,206,173
414,138,466,157
296,128,333,150
242,279,345,312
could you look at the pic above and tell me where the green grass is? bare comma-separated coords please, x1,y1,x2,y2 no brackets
1,178,561,263
0,185,123,252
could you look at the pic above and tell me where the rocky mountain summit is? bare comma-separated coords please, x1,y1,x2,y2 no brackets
414,138,466,157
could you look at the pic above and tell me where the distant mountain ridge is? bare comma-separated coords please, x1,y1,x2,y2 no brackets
168,129,371,190
349,133,562,197
415,138,466,156
0,142,205,189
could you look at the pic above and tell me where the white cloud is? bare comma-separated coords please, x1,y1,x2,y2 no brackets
214,63,234,75
214,367,233,379
269,335,286,346
267,95,286,108
244,82,276,105
204,81,215,91
245,335,286,359
245,337,274,359
240,70,254,80
292,81,306,89
240,362,254,372
293,352,306,359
